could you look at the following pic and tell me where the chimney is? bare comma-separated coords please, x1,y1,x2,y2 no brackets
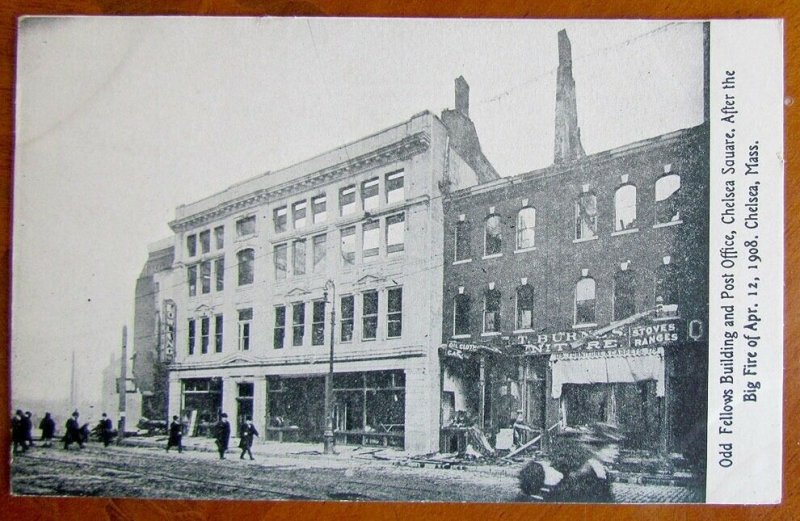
553,30,585,164
455,76,469,116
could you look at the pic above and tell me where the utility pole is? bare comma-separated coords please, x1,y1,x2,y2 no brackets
323,280,336,454
117,325,127,444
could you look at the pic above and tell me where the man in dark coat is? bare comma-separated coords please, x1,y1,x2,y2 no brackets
63,411,84,449
39,412,56,447
166,415,183,453
23,411,34,448
97,413,114,447
214,413,231,460
238,417,259,460
11,410,27,453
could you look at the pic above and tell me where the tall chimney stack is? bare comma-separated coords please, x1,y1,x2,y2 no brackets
553,30,585,164
455,76,469,116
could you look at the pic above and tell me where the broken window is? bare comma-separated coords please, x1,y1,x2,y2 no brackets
484,289,501,333
362,178,379,212
237,248,254,286
236,215,256,237
484,215,502,256
614,184,637,231
614,269,636,321
274,244,287,280
575,277,596,325
386,213,405,254
312,194,327,224
516,207,536,249
273,206,287,233
292,200,307,229
655,174,681,224
340,227,355,266
516,284,534,330
386,170,404,204
453,294,470,336
293,239,306,276
339,185,356,216
575,193,598,240
454,220,471,261
312,234,326,272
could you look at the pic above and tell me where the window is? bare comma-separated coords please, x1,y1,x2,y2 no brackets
200,260,211,294
238,308,252,351
614,270,636,320
292,303,305,346
483,289,501,333
453,294,471,336
312,234,326,272
214,226,224,249
292,200,307,229
340,295,354,342
386,170,404,204
614,184,637,231
188,319,196,355
215,257,224,291
484,215,502,256
362,178,379,212
312,195,327,224
340,185,356,216
386,213,405,254
273,206,287,233
187,265,197,297
516,284,534,330
362,291,378,340
199,230,211,254
340,227,355,266
575,193,598,240
363,220,379,258
274,244,287,280
237,249,254,286
273,306,286,349
387,288,402,338
312,300,326,346
236,215,256,237
455,220,471,261
655,174,681,224
214,315,223,353
200,317,210,354
186,234,197,257
655,263,679,310
516,207,536,249
575,277,596,325
293,239,306,275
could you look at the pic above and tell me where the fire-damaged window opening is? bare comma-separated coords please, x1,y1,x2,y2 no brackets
614,183,638,231
214,225,224,249
199,230,210,254
655,262,680,317
655,171,681,224
385,170,404,204
273,206,287,233
312,194,327,224
187,265,197,297
453,293,470,336
312,234,326,271
516,207,536,249
575,192,598,240
339,185,356,216
236,215,256,237
484,214,502,256
454,220,471,261
340,226,355,266
362,178,379,212
292,200,307,230
237,248,254,286
575,276,596,325
274,243,287,280
516,284,535,330
186,233,197,257
293,239,306,276
614,269,637,320
483,288,501,333
362,220,379,259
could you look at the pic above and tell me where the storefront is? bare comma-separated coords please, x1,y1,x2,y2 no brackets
181,377,222,436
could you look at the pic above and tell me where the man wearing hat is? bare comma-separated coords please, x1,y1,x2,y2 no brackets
214,413,231,460
63,411,84,450
166,415,183,453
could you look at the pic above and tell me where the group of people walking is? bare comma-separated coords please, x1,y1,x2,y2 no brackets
167,412,258,461
11,409,117,453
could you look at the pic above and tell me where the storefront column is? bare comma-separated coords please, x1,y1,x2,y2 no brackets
478,355,486,430
252,375,268,443
404,364,438,454
167,374,182,422
221,377,238,433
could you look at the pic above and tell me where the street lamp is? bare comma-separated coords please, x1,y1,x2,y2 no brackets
323,279,336,454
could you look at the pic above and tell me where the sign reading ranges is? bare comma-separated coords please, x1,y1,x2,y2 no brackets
515,321,681,355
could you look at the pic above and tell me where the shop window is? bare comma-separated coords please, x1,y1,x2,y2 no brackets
273,306,286,349
484,289,501,333
655,174,681,224
187,265,197,297
340,185,356,216
484,215,502,256
340,226,355,266
292,303,305,347
614,270,636,320
236,215,256,237
614,184,637,231
655,263,679,314
238,308,252,351
215,257,224,291
454,220,471,261
293,239,306,275
362,178,379,212
200,260,211,294
362,291,378,340
575,193,598,240
386,213,405,254
312,300,326,346
200,317,210,354
516,207,536,249
186,234,197,257
341,295,354,342
199,230,211,254
387,287,402,338
274,244,287,280
516,284,535,330
363,220,379,258
575,277,596,325
188,319,196,355
312,234,326,272
386,170,404,204
453,294,470,336
292,200,307,229
312,194,327,224
273,206,287,233
214,314,223,353
214,226,224,249
237,248,254,286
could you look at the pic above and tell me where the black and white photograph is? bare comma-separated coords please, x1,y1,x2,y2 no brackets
9,17,783,504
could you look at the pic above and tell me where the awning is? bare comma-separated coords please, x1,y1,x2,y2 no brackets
550,347,665,399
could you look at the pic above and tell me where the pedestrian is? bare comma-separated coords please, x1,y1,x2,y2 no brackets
166,415,183,453
22,411,34,449
238,417,259,460
214,413,231,460
97,413,114,447
63,411,84,450
11,409,27,453
39,412,56,448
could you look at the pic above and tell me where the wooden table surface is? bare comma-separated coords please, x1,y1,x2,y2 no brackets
0,1,796,519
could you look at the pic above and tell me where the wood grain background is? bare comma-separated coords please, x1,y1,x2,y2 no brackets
1,1,796,519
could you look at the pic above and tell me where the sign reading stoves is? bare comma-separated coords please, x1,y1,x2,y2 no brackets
515,321,682,356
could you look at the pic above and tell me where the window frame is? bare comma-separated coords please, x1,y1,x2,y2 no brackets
362,219,380,259
453,293,471,337
311,194,327,224
293,239,307,276
188,318,196,355
454,220,472,262
614,184,638,232
484,214,502,257
483,288,501,333
200,317,210,354
292,200,307,230
387,287,403,338
274,243,288,280
361,178,380,212
340,226,356,266
574,277,597,325
385,170,405,204
312,300,326,346
236,215,256,238
516,207,536,250
237,248,255,286
273,305,286,349
339,185,356,216
575,192,598,240
362,290,379,341
214,314,223,353
340,295,354,342
238,308,253,351
273,206,288,234
515,284,535,330
654,173,681,225
386,213,405,254
292,302,305,347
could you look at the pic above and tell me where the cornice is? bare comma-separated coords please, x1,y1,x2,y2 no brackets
169,131,431,233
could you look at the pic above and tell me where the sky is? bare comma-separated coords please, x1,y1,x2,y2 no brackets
11,18,705,406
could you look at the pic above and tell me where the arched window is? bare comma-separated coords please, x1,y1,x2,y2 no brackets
516,207,536,249
575,277,596,325
484,288,501,333
575,193,598,239
613,270,636,320
237,248,254,286
614,184,637,231
655,174,681,224
484,214,502,256
516,284,535,330
453,294,471,336
454,220,472,261
655,262,679,317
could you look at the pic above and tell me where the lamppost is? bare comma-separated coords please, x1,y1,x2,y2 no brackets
323,279,336,454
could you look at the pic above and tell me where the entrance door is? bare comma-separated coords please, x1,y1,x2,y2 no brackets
236,382,254,436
